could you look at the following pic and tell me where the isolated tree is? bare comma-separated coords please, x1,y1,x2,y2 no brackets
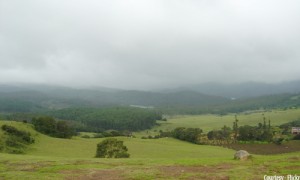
95,138,130,158
56,120,74,138
262,114,267,130
233,115,239,140
32,116,57,136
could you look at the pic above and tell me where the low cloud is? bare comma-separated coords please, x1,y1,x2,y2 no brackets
1,0,300,89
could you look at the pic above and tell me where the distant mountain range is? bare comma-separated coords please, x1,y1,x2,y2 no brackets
0,81,300,114
163,80,300,98
0,84,228,112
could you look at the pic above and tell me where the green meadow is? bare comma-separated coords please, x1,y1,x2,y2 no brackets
151,109,300,133
0,109,300,179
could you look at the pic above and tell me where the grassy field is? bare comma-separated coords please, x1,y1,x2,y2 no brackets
0,109,300,179
28,131,234,159
0,145,299,179
146,109,300,134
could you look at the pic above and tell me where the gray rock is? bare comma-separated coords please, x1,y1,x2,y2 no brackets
234,150,250,160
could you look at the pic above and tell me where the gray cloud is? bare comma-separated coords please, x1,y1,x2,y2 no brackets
1,0,300,89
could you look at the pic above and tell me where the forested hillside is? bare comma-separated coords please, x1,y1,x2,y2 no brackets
45,107,162,131
0,84,300,116
2,107,162,132
0,84,228,112
172,80,300,98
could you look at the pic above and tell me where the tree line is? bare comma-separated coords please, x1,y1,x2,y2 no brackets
2,107,163,132
158,117,299,145
44,107,162,132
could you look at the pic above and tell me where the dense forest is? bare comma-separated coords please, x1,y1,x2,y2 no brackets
45,107,162,131
2,107,162,132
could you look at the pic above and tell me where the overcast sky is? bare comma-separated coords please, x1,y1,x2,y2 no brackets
1,0,300,90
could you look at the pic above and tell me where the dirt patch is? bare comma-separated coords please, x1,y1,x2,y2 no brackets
223,141,300,155
284,165,300,170
6,161,54,172
159,164,233,179
63,169,125,180
288,156,300,161
191,175,230,180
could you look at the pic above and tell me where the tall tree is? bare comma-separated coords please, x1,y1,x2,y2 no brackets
233,115,239,141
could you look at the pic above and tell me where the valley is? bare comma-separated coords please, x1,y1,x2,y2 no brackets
0,107,300,179
0,84,300,179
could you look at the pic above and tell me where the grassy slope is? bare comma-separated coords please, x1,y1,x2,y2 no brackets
0,148,299,179
28,132,234,159
0,121,235,159
150,109,300,133
0,110,300,179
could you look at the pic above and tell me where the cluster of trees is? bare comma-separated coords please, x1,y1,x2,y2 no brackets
171,127,203,144
157,117,300,146
206,116,274,143
158,117,278,145
280,120,300,135
140,128,204,143
155,127,204,144
207,125,232,141
279,119,300,140
45,107,162,132
32,116,75,138
0,125,35,154
238,124,272,142
82,130,132,139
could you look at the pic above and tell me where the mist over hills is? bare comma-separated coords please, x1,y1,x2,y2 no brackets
0,80,300,114
163,80,300,98
0,83,228,112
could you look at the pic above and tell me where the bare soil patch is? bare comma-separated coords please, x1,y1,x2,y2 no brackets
63,169,125,180
159,164,232,179
284,165,300,170
223,141,300,155
6,161,54,172
288,156,300,161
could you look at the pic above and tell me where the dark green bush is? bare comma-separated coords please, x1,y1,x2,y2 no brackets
1,125,35,144
93,133,105,138
95,138,130,158
293,134,300,140
81,135,91,138
1,125,35,154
